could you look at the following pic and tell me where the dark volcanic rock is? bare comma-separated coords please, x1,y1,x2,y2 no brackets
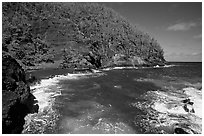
174,127,189,134
2,51,39,134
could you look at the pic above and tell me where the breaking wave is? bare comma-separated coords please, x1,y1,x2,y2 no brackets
102,66,137,71
153,64,176,68
22,72,105,133
130,86,202,134
102,64,176,71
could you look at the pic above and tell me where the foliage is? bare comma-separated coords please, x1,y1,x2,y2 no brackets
2,2,165,69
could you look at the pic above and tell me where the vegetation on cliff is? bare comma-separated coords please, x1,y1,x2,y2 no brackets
2,2,165,69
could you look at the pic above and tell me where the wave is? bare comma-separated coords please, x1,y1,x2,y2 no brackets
153,64,176,68
22,72,105,133
102,64,176,71
22,76,62,133
91,69,103,73
103,66,138,71
130,86,202,134
183,87,202,118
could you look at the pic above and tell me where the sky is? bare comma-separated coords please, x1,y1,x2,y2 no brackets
102,2,202,62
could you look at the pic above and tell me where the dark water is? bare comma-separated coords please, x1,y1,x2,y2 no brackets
22,62,202,134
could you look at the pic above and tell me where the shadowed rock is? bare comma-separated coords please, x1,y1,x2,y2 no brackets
2,51,39,134
174,127,189,134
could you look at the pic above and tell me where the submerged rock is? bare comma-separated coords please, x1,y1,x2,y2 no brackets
2,51,39,134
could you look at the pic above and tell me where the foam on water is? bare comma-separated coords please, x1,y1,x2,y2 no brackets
103,64,176,71
183,87,202,118
22,72,105,133
153,64,176,68
130,86,202,134
91,69,102,73
103,66,137,71
163,64,176,68
58,100,135,134
112,66,136,70
22,78,62,133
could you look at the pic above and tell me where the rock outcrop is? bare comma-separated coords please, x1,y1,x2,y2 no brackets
2,51,39,134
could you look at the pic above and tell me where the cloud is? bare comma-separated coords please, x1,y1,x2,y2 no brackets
167,22,197,31
193,34,202,39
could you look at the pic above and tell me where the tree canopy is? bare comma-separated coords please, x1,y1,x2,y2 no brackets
2,2,165,69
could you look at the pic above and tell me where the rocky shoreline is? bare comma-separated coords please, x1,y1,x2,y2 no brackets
25,62,167,86
2,51,39,134
2,52,200,134
2,51,165,133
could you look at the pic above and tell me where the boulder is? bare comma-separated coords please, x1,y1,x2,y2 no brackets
2,51,39,133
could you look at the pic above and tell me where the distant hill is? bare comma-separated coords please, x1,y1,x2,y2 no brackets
2,2,166,70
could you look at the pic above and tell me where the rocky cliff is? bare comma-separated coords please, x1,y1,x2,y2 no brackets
2,51,39,133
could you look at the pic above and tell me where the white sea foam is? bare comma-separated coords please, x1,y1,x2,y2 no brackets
23,78,62,133
183,87,202,118
130,86,202,134
152,102,187,115
91,69,102,73
23,72,105,133
150,88,202,133
103,66,137,71
31,72,105,110
102,67,112,71
151,88,202,118
103,64,176,71
59,100,135,134
163,64,176,68
112,66,137,70
153,64,176,69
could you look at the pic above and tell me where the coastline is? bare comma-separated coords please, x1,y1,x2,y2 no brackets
23,62,202,134
25,62,170,84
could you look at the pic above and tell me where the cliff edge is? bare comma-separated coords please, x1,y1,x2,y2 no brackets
2,51,39,133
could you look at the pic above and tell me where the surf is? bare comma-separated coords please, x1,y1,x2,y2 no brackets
22,72,105,133
131,85,202,134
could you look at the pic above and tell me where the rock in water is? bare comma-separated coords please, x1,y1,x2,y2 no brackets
174,127,189,134
182,98,190,104
2,51,39,134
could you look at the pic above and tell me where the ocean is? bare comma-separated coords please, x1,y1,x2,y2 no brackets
22,62,202,134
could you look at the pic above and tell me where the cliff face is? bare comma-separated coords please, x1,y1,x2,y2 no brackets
2,51,39,134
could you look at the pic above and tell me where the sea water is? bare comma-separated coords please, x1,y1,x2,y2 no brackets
22,62,202,134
